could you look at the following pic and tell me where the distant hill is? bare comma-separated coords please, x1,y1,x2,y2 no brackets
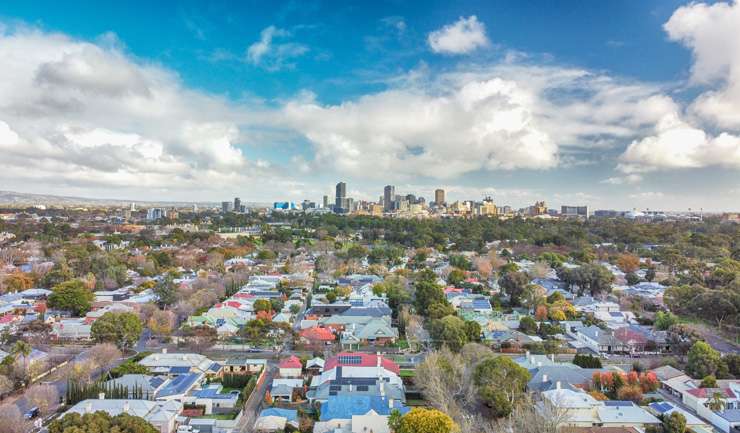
0,190,267,209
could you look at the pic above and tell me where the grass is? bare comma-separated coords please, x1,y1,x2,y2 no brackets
400,369,415,378
405,399,428,407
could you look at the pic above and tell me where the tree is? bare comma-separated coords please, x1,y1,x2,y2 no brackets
686,341,722,379
625,272,640,286
447,269,465,286
572,354,602,369
617,254,640,273
154,275,177,308
535,305,548,321
663,411,687,433
0,374,13,396
429,316,469,352
12,340,32,381
645,267,656,282
26,383,59,415
48,280,94,316
498,271,530,306
147,310,175,337
395,408,457,433
707,392,727,411
616,384,643,402
519,316,538,335
414,270,445,316
49,411,159,433
700,375,717,388
253,299,272,313
654,311,679,331
473,356,531,418
464,321,482,343
427,302,455,320
87,343,122,369
91,312,143,351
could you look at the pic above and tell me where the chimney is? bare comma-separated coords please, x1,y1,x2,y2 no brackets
349,384,353,392
525,350,530,358
162,348,167,354
556,381,561,390
98,392,105,400
376,352,381,367
537,361,542,367
542,374,548,383
595,330,598,337
380,381,385,396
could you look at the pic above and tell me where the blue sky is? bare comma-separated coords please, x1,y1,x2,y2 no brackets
0,1,738,210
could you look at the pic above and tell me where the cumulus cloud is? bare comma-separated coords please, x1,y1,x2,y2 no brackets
618,114,740,172
246,26,308,71
428,16,490,55
664,1,740,129
282,64,680,180
0,25,295,199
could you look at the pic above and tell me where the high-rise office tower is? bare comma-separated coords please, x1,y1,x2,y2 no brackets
335,182,347,211
383,185,395,211
323,195,329,208
435,189,445,206
234,197,241,213
221,201,231,213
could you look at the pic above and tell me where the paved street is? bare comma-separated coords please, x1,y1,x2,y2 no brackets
236,364,275,433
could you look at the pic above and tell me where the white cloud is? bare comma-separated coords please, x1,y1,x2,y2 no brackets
428,16,490,55
0,25,302,200
246,26,308,71
664,1,740,129
282,63,681,180
601,174,643,185
618,114,740,172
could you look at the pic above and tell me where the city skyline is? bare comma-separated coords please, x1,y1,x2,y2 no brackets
0,1,738,211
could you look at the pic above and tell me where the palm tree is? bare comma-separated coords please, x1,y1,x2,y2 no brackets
12,340,32,384
707,392,727,412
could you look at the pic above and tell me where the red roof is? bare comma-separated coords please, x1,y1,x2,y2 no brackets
279,355,302,369
233,293,255,299
223,300,243,309
324,352,400,374
686,388,736,399
0,314,17,324
614,328,648,344
299,327,335,341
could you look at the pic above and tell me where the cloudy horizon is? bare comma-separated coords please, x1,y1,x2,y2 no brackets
0,1,739,211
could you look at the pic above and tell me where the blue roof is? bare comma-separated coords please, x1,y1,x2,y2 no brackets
472,299,492,309
194,385,238,400
156,372,200,397
260,408,298,422
649,402,675,414
169,366,191,374
149,376,167,389
208,362,222,373
319,395,409,421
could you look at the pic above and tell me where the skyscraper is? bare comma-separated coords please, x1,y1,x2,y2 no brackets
383,185,395,211
234,197,241,213
435,189,445,206
323,195,329,208
335,182,347,212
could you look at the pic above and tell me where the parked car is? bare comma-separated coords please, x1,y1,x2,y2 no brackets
24,407,40,420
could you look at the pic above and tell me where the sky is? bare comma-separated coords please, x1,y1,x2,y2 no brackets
0,0,739,211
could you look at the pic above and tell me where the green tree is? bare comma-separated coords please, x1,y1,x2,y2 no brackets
473,356,531,418
91,312,143,351
518,316,538,335
49,411,158,433
447,269,465,286
498,271,529,306
153,275,177,308
663,411,686,433
654,311,679,330
12,340,32,381
700,375,717,388
429,315,469,352
625,272,640,286
427,302,455,320
686,341,722,379
414,269,445,316
464,320,481,343
572,354,602,368
48,280,94,316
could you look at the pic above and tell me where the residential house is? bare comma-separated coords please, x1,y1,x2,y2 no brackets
64,399,182,433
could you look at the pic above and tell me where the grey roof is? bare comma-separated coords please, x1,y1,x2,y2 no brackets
156,372,201,398
527,365,603,392
718,409,740,422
